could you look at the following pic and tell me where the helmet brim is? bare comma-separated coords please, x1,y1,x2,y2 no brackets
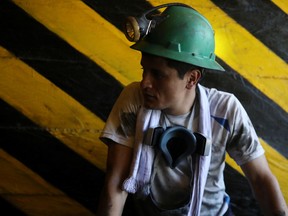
131,41,225,71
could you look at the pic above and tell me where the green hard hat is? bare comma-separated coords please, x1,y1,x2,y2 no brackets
131,6,225,71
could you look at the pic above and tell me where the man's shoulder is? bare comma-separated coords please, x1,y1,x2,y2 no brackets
201,85,241,114
202,85,235,101
203,85,234,98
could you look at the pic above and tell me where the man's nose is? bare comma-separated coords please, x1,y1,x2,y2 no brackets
140,72,153,89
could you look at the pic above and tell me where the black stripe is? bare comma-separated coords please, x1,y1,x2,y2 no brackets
211,0,288,63
224,165,261,215
0,1,285,214
0,0,123,121
2,0,286,155
82,0,153,31
0,99,104,213
0,196,27,216
83,0,288,63
201,59,288,158
82,0,288,157
0,97,263,216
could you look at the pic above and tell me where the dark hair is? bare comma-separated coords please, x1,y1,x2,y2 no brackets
166,58,204,79
142,52,204,79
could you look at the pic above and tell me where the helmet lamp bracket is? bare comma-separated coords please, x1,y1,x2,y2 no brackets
124,3,191,42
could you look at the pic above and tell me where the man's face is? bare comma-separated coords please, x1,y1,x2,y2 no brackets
140,54,191,115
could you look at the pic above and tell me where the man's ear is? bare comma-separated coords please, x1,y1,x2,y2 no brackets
186,69,202,89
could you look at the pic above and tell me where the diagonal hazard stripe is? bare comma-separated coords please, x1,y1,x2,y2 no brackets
0,149,94,216
0,97,105,213
201,60,288,158
148,0,288,113
0,46,106,171
12,0,142,86
0,196,26,215
9,0,288,156
1,35,287,205
272,0,288,14
0,0,287,212
2,0,286,150
3,0,286,152
211,0,288,63
0,0,123,121
226,138,288,201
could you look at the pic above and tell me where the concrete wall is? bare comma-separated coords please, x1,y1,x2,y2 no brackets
0,0,287,215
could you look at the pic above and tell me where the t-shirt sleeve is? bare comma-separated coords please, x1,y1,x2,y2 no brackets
226,96,265,166
100,82,142,148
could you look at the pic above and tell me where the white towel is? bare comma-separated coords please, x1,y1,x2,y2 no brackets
122,107,161,193
123,84,212,216
188,84,212,216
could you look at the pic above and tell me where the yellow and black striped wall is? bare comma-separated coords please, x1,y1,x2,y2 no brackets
0,0,287,215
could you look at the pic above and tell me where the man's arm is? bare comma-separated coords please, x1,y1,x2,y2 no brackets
97,142,133,216
241,155,288,216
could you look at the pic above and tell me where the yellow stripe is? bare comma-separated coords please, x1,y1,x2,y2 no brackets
148,0,288,113
14,0,288,112
12,0,287,115
0,46,107,171
10,0,287,202
0,149,94,215
226,138,288,202
271,0,288,14
148,1,288,202
12,0,141,86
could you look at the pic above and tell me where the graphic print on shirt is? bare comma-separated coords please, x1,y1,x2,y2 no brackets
211,115,231,132
117,111,137,137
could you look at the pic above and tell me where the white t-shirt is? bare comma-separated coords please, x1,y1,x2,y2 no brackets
100,82,264,215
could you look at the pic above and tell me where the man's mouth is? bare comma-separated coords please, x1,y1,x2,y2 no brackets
143,92,156,101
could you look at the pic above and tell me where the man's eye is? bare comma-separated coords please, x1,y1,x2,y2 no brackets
153,71,165,79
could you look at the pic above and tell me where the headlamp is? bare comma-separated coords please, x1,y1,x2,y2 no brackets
123,3,191,42
124,15,152,42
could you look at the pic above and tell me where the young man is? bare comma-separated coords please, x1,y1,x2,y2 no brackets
97,4,287,216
